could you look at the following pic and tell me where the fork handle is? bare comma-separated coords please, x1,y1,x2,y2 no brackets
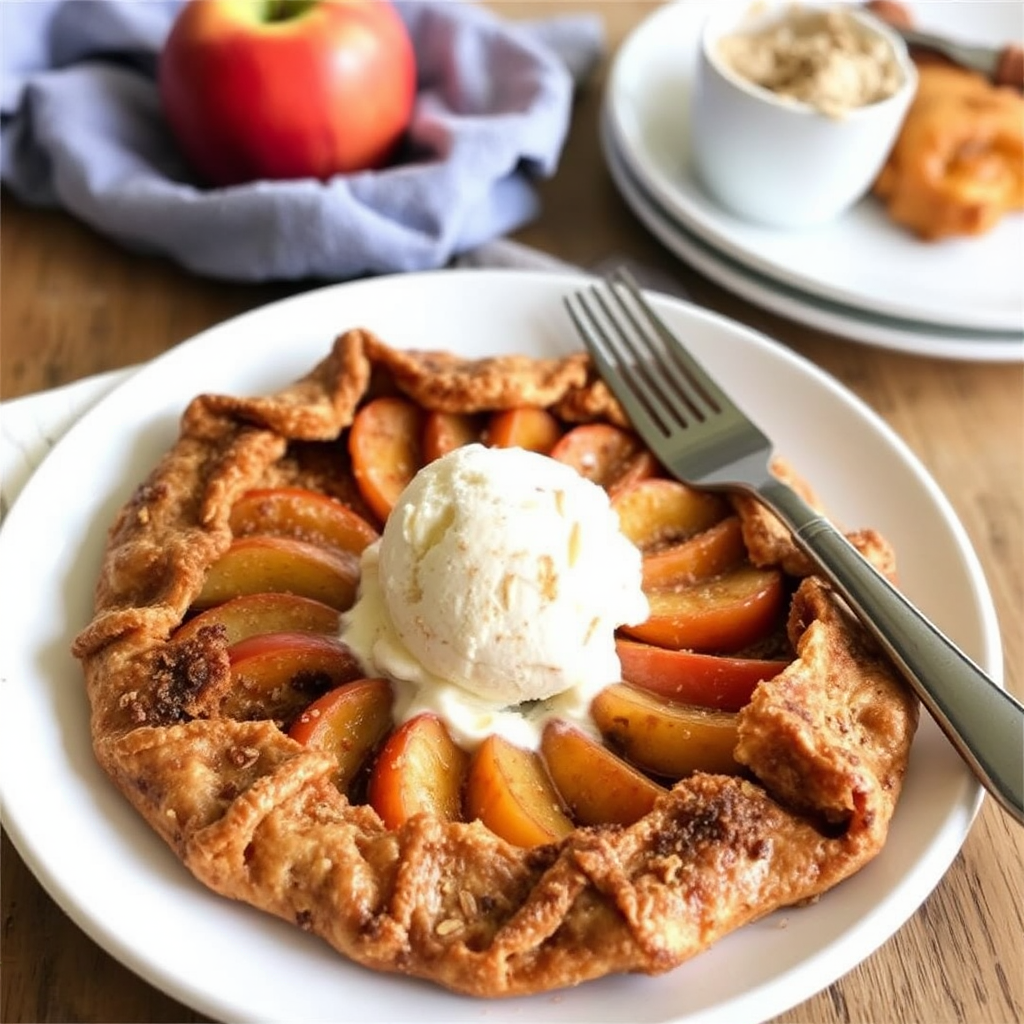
759,477,1024,825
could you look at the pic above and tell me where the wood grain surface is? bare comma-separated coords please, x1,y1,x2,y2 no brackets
2,3,1021,1023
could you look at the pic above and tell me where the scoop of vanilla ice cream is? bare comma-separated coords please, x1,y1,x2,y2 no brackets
381,443,646,701
340,443,648,747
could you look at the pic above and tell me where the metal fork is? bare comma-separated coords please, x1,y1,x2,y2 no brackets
565,268,1024,826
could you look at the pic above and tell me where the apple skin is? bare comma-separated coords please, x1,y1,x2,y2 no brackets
159,0,417,186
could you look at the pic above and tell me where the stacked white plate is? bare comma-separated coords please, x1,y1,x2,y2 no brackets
602,0,1024,362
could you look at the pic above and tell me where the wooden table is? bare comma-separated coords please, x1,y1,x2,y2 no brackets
2,3,1021,1022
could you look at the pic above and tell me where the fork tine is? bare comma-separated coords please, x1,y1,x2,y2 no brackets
596,279,708,427
586,286,690,432
567,270,774,485
565,271,723,444
608,267,734,417
567,285,704,440
563,291,674,442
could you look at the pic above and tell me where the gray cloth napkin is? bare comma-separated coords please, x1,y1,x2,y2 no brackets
0,0,604,282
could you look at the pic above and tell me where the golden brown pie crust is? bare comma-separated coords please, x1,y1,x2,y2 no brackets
72,329,918,997
873,62,1024,240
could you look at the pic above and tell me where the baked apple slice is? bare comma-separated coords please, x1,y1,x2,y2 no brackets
423,411,481,462
288,677,394,794
229,487,379,554
224,632,365,724
623,563,786,653
173,592,341,646
194,536,360,612
465,734,573,847
615,638,789,712
540,720,664,826
640,515,747,590
612,478,729,550
550,423,658,494
485,407,563,453
348,396,424,522
368,713,469,829
591,683,741,778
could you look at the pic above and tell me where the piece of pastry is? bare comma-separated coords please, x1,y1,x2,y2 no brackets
873,62,1024,239
72,329,918,997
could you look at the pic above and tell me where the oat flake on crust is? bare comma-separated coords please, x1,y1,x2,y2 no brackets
73,329,918,997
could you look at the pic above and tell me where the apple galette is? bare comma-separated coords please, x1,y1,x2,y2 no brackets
72,329,918,997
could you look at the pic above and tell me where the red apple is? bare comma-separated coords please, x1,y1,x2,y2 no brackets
159,0,417,186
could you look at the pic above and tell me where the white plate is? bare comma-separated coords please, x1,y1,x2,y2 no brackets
0,271,994,1024
605,0,1024,335
602,111,1024,362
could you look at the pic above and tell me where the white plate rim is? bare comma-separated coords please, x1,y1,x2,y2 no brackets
601,108,1024,363
0,269,995,1024
604,0,1024,336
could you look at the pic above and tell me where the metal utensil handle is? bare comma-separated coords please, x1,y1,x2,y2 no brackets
898,27,998,75
760,477,1024,825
